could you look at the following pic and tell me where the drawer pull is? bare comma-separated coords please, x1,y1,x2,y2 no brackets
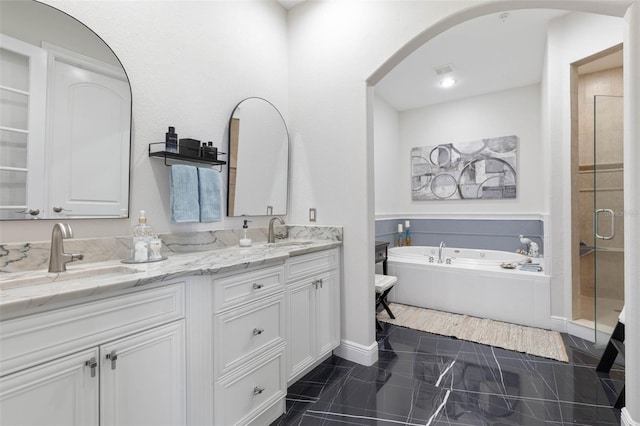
106,350,118,370
252,283,264,290
253,386,265,396
252,328,264,335
85,357,97,377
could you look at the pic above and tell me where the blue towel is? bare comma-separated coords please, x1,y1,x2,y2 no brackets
170,165,200,223
198,167,221,222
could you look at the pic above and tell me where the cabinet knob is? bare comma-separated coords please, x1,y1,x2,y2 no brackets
106,350,118,370
252,328,264,336
253,386,265,396
16,208,40,217
52,205,72,213
252,283,264,290
85,357,97,377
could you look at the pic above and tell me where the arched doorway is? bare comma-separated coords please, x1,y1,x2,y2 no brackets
366,2,638,423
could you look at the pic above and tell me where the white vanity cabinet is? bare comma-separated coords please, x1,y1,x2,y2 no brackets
0,283,186,426
187,263,287,426
285,248,341,383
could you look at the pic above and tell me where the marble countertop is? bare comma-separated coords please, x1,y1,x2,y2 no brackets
0,239,341,320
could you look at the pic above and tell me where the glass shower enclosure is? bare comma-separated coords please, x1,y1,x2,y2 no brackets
593,95,625,346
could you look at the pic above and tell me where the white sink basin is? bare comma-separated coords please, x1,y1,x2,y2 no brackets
0,265,142,290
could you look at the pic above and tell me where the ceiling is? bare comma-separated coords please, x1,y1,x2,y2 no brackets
277,0,306,10
375,9,572,112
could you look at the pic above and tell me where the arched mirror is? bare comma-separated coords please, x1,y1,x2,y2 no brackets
0,0,131,220
227,97,289,216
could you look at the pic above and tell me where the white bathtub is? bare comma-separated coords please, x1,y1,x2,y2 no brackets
389,245,528,267
387,246,551,329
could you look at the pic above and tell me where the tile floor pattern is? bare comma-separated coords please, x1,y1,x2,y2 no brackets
272,323,625,425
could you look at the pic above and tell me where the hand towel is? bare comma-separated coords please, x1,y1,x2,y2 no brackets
170,164,200,223
198,167,222,222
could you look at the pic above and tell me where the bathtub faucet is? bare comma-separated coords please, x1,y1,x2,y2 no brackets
438,241,446,263
519,235,539,257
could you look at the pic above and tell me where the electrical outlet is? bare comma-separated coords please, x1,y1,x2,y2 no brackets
309,208,316,222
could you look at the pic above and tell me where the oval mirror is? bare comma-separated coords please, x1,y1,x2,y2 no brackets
227,97,289,217
0,0,131,220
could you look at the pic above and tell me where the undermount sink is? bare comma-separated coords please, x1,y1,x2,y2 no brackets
0,265,142,290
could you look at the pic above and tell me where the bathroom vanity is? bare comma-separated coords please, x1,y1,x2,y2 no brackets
0,240,342,426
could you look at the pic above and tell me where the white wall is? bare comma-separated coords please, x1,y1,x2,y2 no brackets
373,96,400,215
0,0,289,243
376,84,542,217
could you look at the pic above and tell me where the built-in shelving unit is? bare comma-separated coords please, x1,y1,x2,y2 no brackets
148,142,226,167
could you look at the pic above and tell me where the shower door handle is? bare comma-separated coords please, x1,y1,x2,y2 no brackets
594,208,615,240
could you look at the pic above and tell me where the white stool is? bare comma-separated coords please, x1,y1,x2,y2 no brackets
375,274,397,330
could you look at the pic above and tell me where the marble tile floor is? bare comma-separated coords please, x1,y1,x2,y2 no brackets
272,323,625,425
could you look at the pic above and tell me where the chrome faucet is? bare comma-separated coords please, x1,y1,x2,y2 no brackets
268,217,285,243
438,241,446,263
48,223,84,273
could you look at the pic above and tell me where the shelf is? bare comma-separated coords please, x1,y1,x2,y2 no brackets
149,142,226,167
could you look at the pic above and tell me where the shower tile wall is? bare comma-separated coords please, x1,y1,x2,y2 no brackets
576,66,624,322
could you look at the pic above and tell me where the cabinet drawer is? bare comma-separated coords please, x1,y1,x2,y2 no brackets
0,283,185,377
215,347,285,426
286,248,338,282
214,294,284,377
213,265,284,312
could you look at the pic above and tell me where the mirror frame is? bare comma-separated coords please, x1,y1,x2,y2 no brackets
226,97,290,217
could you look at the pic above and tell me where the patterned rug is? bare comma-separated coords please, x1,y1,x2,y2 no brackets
378,303,569,362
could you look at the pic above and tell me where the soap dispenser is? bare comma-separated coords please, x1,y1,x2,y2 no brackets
239,220,252,247
132,210,154,261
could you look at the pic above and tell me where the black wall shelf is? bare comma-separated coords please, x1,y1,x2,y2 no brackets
149,142,226,168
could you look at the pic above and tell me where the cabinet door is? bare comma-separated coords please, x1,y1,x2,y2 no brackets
316,271,340,358
100,321,186,426
47,54,130,219
0,34,47,220
0,348,99,426
286,280,316,380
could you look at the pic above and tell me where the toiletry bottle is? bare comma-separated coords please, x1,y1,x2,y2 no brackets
239,220,252,247
207,141,217,159
405,220,411,246
165,126,178,153
132,210,154,261
200,142,207,158
397,223,404,247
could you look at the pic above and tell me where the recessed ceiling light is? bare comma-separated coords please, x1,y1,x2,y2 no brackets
439,77,457,88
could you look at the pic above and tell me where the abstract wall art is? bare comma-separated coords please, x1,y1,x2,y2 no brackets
411,135,518,201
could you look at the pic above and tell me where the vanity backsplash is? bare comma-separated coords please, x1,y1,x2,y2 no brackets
0,225,343,273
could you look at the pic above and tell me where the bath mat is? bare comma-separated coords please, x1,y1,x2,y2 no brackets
378,303,569,362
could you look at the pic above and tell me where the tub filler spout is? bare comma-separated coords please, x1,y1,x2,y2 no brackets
438,241,446,263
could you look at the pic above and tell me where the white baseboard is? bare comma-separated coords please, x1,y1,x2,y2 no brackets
334,339,378,366
550,316,612,343
550,316,567,332
566,320,596,342
622,408,639,426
